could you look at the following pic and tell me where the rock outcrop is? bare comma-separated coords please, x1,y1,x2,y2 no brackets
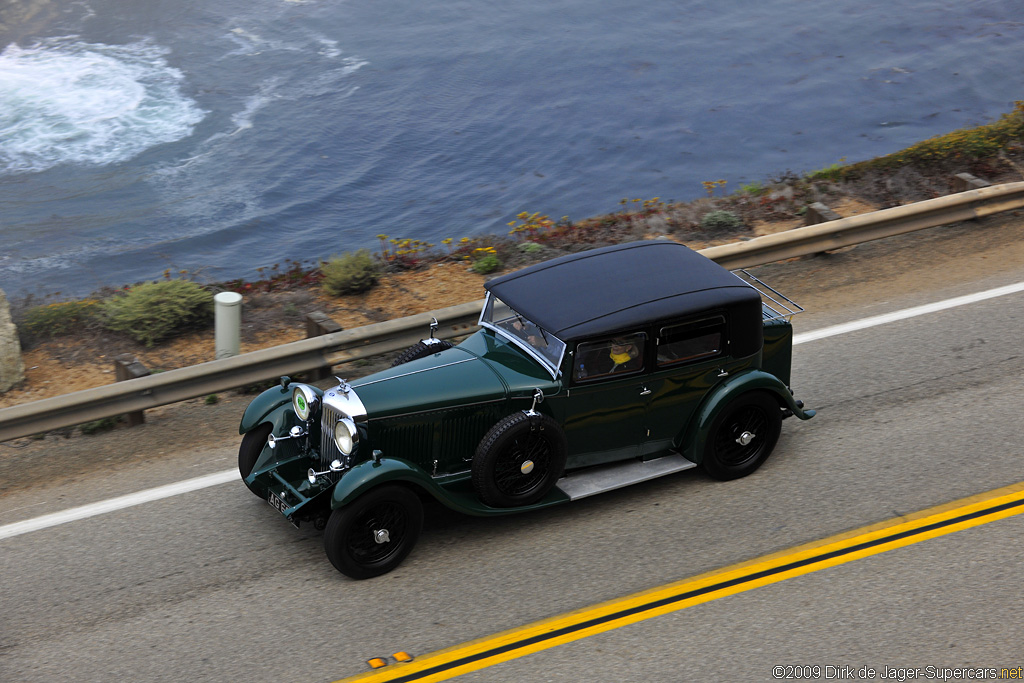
0,288,24,392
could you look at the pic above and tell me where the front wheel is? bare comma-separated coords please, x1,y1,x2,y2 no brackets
702,392,782,481
323,485,423,580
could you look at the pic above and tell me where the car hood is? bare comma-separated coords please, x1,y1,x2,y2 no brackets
348,332,559,420
349,345,508,419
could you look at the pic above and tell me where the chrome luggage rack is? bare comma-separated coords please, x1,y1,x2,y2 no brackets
732,269,805,322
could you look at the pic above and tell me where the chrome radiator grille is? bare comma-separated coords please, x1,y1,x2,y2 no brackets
319,404,345,484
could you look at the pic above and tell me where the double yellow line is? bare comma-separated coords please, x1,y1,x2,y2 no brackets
339,481,1024,682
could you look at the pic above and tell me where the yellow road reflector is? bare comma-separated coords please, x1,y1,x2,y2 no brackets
393,652,414,663
337,480,1024,683
366,658,387,670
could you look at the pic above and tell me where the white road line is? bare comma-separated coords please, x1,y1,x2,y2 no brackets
794,281,1024,345
3,279,1024,542
0,470,237,541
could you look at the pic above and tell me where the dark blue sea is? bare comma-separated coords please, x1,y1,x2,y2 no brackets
2,0,1023,298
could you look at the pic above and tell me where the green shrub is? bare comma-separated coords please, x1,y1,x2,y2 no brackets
321,250,379,295
805,162,845,181
700,210,743,234
517,242,544,254
469,247,501,274
471,255,500,274
21,299,101,338
101,280,213,347
80,416,118,435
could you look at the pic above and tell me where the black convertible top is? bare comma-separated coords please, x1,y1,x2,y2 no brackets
485,240,759,340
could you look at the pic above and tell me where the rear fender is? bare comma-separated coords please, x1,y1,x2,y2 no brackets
678,369,815,464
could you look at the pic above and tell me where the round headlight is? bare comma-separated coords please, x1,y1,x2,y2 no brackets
291,385,318,421
333,417,358,455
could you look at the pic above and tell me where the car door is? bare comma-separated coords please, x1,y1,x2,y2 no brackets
561,332,649,468
640,316,737,458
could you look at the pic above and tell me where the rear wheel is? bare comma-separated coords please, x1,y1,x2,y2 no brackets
323,485,423,580
238,423,273,497
702,392,782,481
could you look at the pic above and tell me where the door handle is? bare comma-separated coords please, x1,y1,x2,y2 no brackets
639,386,652,396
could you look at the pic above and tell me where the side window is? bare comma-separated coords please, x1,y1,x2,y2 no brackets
573,332,647,382
657,316,726,367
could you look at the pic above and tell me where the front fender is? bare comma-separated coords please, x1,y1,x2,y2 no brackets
678,369,815,463
330,456,570,516
330,457,439,509
239,384,324,434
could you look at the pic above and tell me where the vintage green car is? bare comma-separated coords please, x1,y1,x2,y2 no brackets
238,240,815,579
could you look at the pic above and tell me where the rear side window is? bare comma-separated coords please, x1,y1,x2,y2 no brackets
657,317,725,367
573,332,647,381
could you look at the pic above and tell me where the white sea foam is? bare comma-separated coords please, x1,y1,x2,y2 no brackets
0,37,206,174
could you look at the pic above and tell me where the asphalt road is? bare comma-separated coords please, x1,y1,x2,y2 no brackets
2,215,1024,683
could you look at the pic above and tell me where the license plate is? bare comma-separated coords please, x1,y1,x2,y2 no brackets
267,491,289,514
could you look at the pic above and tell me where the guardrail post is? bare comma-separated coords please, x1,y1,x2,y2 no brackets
305,312,343,381
804,202,842,226
952,173,991,192
114,354,150,426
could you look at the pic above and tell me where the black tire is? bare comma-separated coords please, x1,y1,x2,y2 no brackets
238,422,273,497
702,392,782,481
323,485,423,580
391,340,454,367
472,412,568,508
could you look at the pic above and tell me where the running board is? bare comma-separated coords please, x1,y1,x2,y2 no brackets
555,454,698,501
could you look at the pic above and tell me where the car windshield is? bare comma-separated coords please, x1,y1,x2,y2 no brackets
480,294,566,377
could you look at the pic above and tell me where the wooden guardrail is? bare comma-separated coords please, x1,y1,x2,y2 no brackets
1,181,1023,442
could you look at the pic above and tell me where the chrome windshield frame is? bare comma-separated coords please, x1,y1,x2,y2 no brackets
478,293,565,380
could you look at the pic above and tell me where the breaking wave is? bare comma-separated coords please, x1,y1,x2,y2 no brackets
0,37,206,174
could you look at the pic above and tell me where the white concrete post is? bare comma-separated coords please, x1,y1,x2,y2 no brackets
214,292,243,359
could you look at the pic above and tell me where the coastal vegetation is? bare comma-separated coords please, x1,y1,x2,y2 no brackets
21,298,101,338
320,249,379,295
100,280,213,347
700,210,743,234
10,101,1024,352
18,279,212,347
817,100,1024,178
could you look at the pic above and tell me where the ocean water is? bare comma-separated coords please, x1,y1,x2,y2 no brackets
1,0,1023,298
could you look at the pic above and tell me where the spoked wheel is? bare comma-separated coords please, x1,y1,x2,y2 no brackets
238,423,273,497
702,392,782,481
323,485,423,580
472,412,568,508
